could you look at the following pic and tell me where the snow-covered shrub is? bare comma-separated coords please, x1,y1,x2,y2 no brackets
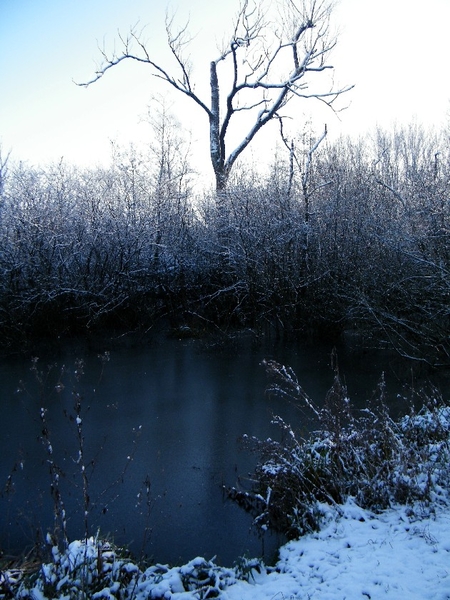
228,359,450,538
8,535,139,599
9,537,242,599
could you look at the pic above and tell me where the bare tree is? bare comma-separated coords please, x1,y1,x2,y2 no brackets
144,96,195,270
0,146,10,197
79,0,351,194
278,121,329,272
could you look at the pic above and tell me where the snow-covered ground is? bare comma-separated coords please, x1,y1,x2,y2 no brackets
8,399,450,598
224,500,450,600
13,498,450,599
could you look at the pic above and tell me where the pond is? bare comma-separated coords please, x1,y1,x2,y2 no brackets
0,329,441,566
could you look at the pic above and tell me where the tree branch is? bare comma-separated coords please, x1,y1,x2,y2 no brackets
77,0,352,191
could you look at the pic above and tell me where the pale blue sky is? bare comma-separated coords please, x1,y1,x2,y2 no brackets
1,0,449,180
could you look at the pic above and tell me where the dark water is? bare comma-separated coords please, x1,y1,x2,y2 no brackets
0,331,443,566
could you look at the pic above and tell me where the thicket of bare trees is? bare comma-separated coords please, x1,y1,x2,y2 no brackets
0,122,449,364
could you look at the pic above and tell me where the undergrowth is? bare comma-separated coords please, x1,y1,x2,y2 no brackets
2,352,450,598
228,352,450,538
1,535,252,599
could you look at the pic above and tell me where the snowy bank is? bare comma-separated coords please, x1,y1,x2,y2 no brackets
8,499,450,599
4,366,450,598
224,500,450,600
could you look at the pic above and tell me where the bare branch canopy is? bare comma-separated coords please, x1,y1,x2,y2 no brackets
78,0,352,191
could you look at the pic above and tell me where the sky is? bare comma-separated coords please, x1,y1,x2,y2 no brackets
1,0,450,184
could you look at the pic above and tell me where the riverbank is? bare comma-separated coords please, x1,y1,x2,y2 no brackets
4,499,450,598
2,361,450,597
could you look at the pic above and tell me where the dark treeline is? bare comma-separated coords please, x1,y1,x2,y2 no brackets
1,123,449,364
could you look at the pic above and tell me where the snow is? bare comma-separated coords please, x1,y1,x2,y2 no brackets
8,401,450,598
224,500,450,600
13,498,450,599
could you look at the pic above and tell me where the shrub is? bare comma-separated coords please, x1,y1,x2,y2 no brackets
1,535,244,599
228,356,450,538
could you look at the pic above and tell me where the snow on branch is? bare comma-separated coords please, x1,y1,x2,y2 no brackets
77,0,352,191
